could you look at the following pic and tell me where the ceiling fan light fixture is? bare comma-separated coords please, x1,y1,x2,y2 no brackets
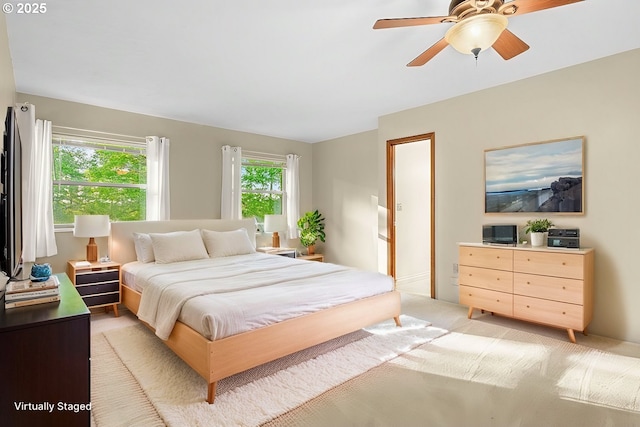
445,14,508,56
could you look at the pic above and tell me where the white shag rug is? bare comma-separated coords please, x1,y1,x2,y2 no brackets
93,315,447,427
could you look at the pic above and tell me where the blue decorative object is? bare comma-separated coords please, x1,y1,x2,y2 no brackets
30,263,52,282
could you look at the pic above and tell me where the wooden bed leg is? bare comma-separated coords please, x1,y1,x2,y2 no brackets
207,382,216,404
393,316,402,327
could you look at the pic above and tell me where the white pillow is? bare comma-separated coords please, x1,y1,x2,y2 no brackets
202,228,256,258
133,232,155,263
149,229,209,264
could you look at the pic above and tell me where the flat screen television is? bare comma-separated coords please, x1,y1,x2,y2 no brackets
1,106,23,279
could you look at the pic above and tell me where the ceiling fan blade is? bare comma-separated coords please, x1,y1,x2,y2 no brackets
500,0,584,16
493,29,529,60
373,16,450,30
407,38,449,67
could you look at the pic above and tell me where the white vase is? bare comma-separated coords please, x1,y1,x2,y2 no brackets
530,232,546,247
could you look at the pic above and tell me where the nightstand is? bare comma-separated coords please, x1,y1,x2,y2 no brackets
257,247,297,258
298,254,324,262
67,261,121,317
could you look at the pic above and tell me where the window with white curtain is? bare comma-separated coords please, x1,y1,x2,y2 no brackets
241,151,286,225
52,132,147,225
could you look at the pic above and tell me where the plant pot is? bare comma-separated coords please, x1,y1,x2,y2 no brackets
530,232,546,247
306,244,315,255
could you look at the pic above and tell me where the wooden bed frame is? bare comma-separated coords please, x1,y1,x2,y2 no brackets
110,219,402,404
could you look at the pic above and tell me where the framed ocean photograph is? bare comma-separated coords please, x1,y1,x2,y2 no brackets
485,136,585,214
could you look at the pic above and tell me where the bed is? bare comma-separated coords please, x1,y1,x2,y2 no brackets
109,219,401,403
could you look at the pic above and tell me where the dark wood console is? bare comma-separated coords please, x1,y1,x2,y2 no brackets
0,273,91,426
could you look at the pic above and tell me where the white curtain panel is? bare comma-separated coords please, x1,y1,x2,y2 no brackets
285,154,300,239
221,145,242,219
146,136,171,220
15,103,58,262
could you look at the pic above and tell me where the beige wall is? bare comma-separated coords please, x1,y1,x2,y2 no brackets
0,14,15,116
312,130,379,271
315,48,640,343
16,94,313,273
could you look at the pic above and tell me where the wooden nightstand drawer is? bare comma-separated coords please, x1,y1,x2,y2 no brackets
75,269,120,285
514,295,583,330
459,285,513,317
459,246,512,271
514,273,583,304
459,265,513,293
75,281,120,297
513,251,584,279
83,292,120,307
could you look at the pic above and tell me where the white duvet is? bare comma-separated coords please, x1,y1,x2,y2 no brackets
129,253,394,340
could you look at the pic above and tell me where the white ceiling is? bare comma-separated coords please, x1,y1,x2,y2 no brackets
5,0,640,143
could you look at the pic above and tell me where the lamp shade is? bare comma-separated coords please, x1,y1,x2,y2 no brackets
264,215,287,233
73,215,111,238
445,14,508,55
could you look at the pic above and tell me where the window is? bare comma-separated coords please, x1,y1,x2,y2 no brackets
52,134,147,225
241,153,285,224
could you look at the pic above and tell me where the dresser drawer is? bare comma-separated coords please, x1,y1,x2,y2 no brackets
459,246,512,271
75,269,120,285
459,265,513,293
514,295,583,330
513,251,584,280
460,285,513,317
513,273,583,304
75,281,120,297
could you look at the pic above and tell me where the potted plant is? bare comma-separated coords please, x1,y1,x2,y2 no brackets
524,218,554,247
297,210,325,255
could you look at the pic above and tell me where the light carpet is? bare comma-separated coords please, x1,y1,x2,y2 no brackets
92,315,447,427
264,319,640,427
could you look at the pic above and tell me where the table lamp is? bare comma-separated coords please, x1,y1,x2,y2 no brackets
264,215,286,248
73,215,111,262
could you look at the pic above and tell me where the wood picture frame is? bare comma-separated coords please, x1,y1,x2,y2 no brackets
485,136,585,214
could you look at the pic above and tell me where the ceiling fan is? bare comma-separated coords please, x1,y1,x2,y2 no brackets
373,0,584,66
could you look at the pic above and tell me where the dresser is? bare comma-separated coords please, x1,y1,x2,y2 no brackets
0,273,91,426
458,243,594,343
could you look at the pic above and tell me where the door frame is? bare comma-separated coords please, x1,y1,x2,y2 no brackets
386,132,436,298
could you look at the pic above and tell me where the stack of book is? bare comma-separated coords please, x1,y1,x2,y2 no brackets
4,276,60,309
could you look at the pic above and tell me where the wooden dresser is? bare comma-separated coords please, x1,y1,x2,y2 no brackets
0,273,90,426
458,243,594,343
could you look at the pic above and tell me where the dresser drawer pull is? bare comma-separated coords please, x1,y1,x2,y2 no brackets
562,262,566,265
496,278,500,281
526,281,530,285
496,299,500,302
562,286,566,290
563,311,566,315
526,305,530,308
468,293,472,297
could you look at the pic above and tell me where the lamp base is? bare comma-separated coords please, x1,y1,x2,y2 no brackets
86,237,98,263
272,232,280,248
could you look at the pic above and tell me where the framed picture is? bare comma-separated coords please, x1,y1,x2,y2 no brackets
485,136,585,214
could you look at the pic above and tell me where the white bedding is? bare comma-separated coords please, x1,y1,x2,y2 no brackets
124,253,394,340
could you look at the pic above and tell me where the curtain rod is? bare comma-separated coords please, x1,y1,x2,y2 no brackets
52,125,146,142
243,150,301,159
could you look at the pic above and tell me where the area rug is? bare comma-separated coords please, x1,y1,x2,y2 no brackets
92,315,447,426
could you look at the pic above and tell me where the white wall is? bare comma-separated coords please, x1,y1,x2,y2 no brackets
16,94,313,273
315,48,640,343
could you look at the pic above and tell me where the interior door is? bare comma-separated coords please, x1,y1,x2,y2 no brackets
387,133,435,297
